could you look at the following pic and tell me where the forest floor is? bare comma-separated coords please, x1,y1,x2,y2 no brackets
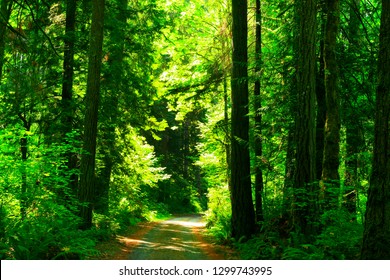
94,214,239,260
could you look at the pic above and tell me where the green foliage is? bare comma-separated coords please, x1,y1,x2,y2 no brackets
0,0,381,260
92,213,121,240
204,186,231,242
7,212,96,260
237,230,282,260
105,125,171,228
237,208,363,260
0,126,97,259
315,209,363,259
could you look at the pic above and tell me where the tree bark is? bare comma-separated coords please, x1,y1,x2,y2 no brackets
224,78,231,190
253,0,264,224
95,0,128,215
18,113,30,220
343,0,362,216
78,0,105,230
316,0,326,182
361,0,390,259
293,0,317,237
230,0,256,239
321,0,341,209
61,0,78,197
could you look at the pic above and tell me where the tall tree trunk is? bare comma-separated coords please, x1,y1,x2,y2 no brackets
292,0,317,237
321,0,341,210
316,0,326,182
95,0,128,215
361,0,390,259
283,128,295,217
18,113,30,220
224,77,231,190
78,0,105,230
61,0,78,197
0,0,12,82
343,0,362,216
282,28,296,221
230,0,256,239
183,119,190,179
253,0,264,224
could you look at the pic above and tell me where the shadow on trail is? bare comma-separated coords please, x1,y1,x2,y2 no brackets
128,215,211,260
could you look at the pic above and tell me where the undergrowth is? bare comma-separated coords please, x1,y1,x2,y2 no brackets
206,206,363,260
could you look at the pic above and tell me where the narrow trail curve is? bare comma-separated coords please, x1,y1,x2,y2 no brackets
127,215,225,260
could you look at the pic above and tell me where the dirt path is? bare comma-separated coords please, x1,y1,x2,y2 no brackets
129,215,216,260
95,215,236,260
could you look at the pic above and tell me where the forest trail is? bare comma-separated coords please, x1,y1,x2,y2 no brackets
128,215,219,260
96,215,236,260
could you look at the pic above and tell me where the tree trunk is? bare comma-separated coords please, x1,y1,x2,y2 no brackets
343,0,362,216
361,0,390,259
316,0,326,182
78,0,105,230
283,128,295,217
292,0,317,237
61,0,78,197
253,0,264,224
61,0,77,132
321,0,341,209
18,113,30,220
224,77,231,190
230,0,256,239
0,0,12,82
95,0,128,215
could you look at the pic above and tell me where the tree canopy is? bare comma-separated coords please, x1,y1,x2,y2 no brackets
0,0,388,260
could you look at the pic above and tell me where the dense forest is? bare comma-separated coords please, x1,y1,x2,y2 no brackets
0,0,388,260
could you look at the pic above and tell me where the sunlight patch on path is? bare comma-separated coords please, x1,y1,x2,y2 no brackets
161,218,205,228
128,215,209,260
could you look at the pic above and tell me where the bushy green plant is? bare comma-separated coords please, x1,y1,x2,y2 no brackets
204,185,231,242
5,202,97,259
238,233,282,259
0,126,98,260
92,213,120,241
315,209,363,259
282,244,324,260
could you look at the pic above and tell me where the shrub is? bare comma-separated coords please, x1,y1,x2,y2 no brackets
204,185,231,242
315,209,363,259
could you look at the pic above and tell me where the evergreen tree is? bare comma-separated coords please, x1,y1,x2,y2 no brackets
78,0,105,229
292,0,318,237
230,0,256,239
361,0,390,260
321,0,341,209
253,0,264,224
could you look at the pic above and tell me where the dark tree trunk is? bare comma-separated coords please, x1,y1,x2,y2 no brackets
95,0,128,215
224,78,231,190
20,134,28,219
78,0,105,230
316,0,326,182
0,0,12,82
253,0,264,224
283,128,295,217
61,0,77,132
361,0,390,259
61,0,78,196
183,119,190,179
95,154,111,214
343,0,362,216
18,113,30,220
321,0,341,209
230,0,256,239
292,0,317,237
